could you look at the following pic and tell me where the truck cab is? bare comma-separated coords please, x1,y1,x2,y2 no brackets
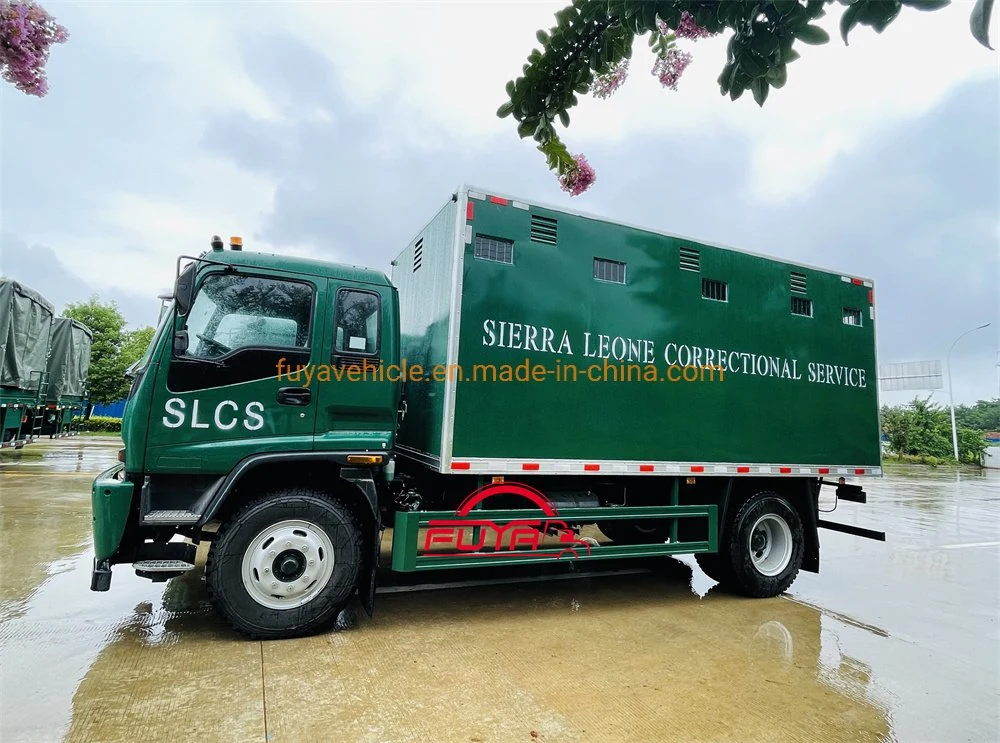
92,237,400,636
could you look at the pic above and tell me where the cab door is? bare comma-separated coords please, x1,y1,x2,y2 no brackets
144,268,324,474
313,280,399,455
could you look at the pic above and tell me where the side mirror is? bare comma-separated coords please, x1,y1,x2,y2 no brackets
173,330,189,356
174,263,196,317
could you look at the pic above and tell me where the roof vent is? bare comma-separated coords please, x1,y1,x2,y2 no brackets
679,246,700,272
413,238,423,272
530,214,558,245
790,271,807,294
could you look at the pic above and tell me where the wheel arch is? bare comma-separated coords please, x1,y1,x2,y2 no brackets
201,452,380,535
726,477,820,574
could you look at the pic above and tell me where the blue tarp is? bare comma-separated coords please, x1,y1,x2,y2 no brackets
91,399,126,418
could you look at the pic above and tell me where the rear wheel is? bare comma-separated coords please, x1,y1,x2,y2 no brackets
205,488,362,639
724,492,804,598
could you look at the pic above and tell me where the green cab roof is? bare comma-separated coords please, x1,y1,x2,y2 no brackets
205,248,392,287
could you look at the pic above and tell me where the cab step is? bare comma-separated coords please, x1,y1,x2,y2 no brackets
133,559,196,572
142,509,200,525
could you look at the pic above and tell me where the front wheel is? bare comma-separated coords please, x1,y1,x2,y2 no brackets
205,488,362,639
724,492,804,598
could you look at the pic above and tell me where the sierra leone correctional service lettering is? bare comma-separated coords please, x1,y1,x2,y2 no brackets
481,319,869,388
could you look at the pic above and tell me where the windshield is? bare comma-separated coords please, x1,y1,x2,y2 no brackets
182,273,313,359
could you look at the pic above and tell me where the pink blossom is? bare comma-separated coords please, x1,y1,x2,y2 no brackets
675,11,714,40
591,58,629,100
652,48,692,91
0,1,69,97
558,154,596,196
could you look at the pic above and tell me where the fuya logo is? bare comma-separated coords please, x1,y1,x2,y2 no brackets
162,398,264,431
424,482,592,560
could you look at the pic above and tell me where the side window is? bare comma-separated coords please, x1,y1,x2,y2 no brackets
184,274,312,359
168,273,315,392
333,289,380,357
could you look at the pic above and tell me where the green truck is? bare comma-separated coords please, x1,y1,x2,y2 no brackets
90,186,885,639
37,317,93,438
1,279,55,448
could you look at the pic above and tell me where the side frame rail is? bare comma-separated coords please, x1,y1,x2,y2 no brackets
391,505,718,572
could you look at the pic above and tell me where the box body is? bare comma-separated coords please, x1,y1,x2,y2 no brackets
391,187,881,476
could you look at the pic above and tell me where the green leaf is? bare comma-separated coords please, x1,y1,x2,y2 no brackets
900,0,950,10
970,0,995,48
772,0,801,15
795,23,830,43
496,101,515,118
536,29,549,44
784,48,802,63
840,2,863,43
766,63,788,87
751,77,769,106
505,80,516,97
558,109,570,127
870,1,902,32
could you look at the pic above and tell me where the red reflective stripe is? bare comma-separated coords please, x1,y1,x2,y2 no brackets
868,290,873,305
584,464,600,471
736,466,750,473
854,468,866,475
522,463,539,471
818,467,830,474
639,464,654,472
779,467,792,474
489,195,508,205
852,278,863,285
466,202,474,220
451,462,470,470
690,465,704,473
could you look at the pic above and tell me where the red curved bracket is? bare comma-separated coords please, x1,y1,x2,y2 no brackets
454,482,558,517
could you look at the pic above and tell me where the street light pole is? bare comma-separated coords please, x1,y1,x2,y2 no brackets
947,322,992,461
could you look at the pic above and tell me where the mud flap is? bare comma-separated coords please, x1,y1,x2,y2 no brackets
360,526,383,617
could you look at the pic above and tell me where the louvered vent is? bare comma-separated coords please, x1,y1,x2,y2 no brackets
530,214,558,245
790,271,807,294
413,238,423,272
679,246,700,272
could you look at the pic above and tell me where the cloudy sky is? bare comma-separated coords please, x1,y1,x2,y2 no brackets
2,1,997,404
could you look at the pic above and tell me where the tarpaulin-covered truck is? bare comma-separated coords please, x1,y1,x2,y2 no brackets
37,317,93,438
89,185,885,639
0,279,55,448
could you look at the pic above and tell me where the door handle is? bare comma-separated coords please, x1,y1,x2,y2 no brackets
277,387,311,406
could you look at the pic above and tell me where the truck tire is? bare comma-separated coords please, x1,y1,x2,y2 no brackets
724,492,804,598
694,552,735,585
205,488,362,640
597,519,672,544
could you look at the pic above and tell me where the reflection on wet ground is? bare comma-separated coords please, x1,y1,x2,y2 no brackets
1,438,997,742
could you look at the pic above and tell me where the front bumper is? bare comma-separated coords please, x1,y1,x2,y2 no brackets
90,463,135,590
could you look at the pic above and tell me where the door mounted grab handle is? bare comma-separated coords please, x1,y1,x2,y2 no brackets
277,387,311,406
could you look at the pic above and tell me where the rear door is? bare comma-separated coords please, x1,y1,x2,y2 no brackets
144,268,324,474
313,280,399,454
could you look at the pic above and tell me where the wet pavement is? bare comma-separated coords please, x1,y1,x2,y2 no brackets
0,438,997,742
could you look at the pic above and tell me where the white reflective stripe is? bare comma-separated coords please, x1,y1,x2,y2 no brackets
863,280,873,287
442,458,881,477
841,276,852,283
465,224,472,244
512,201,529,210
468,191,485,201
870,307,875,320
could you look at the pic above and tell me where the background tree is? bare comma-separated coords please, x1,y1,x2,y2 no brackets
954,398,1000,432
0,1,69,97
498,0,996,194
880,396,989,464
63,297,129,405
120,326,156,372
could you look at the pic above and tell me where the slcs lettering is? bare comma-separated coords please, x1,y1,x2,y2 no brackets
162,398,264,431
